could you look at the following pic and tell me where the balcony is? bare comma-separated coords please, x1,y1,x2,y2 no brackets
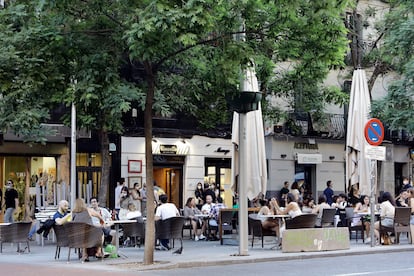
273,112,414,145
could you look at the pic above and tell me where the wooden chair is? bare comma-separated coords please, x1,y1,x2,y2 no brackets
380,207,411,244
345,207,365,243
122,220,145,248
248,214,276,248
0,222,32,253
53,224,69,259
320,208,337,227
285,214,317,229
66,222,103,262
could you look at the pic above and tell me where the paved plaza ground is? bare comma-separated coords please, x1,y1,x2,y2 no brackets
0,232,413,274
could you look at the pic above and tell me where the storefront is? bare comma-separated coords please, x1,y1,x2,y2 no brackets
0,141,69,221
121,135,234,208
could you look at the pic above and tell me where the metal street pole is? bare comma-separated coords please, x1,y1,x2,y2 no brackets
70,82,77,209
370,159,376,247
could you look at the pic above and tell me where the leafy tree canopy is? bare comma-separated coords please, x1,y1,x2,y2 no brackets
371,0,414,132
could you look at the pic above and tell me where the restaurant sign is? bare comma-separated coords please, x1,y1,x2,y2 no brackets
296,153,323,164
159,144,178,154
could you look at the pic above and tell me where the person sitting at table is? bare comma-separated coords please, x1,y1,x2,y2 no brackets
36,199,70,238
301,196,315,214
72,198,106,262
125,202,142,220
201,195,216,240
155,194,180,250
374,192,395,245
396,189,409,207
258,198,280,238
312,195,331,227
89,196,116,246
354,195,371,243
183,197,206,241
276,193,302,218
208,197,227,241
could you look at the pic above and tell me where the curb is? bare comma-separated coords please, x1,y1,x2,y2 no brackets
113,245,414,271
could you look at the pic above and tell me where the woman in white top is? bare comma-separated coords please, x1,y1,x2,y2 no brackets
354,195,371,240
276,193,302,218
374,192,395,244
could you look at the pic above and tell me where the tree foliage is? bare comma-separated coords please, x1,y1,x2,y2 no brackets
370,0,414,132
0,0,351,264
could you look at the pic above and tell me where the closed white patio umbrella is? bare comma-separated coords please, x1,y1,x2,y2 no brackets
346,69,371,197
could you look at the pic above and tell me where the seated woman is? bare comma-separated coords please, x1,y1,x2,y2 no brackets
258,198,279,238
183,197,206,241
374,192,396,245
276,193,302,218
301,196,315,214
72,198,105,262
354,195,371,241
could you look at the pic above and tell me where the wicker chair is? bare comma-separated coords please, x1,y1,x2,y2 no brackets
155,216,185,252
380,207,411,244
53,224,69,259
66,222,103,262
122,220,145,248
285,214,317,229
219,210,236,245
320,208,337,227
345,207,365,243
248,214,276,248
0,222,32,253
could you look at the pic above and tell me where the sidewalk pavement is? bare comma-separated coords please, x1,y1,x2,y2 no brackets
1,234,414,273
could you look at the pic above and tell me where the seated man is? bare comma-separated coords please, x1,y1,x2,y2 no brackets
155,194,180,250
89,197,116,245
207,197,227,241
36,200,71,237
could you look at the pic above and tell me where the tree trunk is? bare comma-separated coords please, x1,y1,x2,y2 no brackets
98,129,111,207
143,61,156,265
24,157,31,221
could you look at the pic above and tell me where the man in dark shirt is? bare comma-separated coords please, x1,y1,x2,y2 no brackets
4,180,19,223
279,181,290,207
323,180,334,206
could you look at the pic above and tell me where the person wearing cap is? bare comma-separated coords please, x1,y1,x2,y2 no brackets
3,180,19,223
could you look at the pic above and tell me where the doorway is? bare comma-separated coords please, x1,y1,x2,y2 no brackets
153,167,183,208
294,164,316,199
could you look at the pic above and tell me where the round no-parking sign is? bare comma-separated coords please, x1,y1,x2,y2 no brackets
364,118,384,146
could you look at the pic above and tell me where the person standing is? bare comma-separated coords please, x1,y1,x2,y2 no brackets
4,180,19,223
323,180,334,206
114,178,125,219
155,194,180,250
140,183,147,216
279,181,290,207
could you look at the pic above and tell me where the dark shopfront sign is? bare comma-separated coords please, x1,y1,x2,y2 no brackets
153,154,185,165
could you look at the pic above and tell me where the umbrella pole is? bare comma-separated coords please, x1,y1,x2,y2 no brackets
238,113,249,256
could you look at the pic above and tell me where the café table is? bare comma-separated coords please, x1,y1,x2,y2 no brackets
258,214,290,249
